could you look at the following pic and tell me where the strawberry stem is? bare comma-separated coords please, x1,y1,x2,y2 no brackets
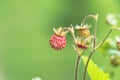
82,14,99,80
75,54,81,80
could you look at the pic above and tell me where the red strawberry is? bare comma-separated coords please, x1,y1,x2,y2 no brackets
50,34,66,50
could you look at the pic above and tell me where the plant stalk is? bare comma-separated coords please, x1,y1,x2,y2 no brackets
83,50,95,80
95,28,113,49
82,15,95,25
75,55,81,80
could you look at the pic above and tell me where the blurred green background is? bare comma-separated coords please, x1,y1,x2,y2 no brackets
0,0,120,80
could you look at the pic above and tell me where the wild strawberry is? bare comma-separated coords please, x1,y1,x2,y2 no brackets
49,27,67,50
50,34,66,50
78,27,90,38
75,24,90,38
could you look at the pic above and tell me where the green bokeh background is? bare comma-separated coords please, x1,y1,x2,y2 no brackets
0,0,120,80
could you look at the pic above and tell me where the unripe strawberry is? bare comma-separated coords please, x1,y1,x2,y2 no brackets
110,54,120,67
78,27,90,38
50,34,66,50
75,24,90,38
49,27,67,50
117,42,120,51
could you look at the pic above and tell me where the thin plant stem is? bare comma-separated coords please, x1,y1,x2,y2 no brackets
68,26,83,80
83,50,95,80
68,26,86,80
95,28,113,49
75,54,82,80
83,19,98,80
71,29,82,80
82,15,95,25
93,21,97,49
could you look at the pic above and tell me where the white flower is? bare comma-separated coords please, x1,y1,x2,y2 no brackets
106,14,117,26
32,77,42,80
116,36,120,42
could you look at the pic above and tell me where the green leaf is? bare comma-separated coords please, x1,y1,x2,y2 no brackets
82,56,110,80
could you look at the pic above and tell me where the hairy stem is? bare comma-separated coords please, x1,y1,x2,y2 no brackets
83,15,98,80
68,26,83,80
68,26,85,80
82,15,95,25
75,55,82,80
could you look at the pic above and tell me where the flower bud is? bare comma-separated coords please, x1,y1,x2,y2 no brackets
110,54,120,67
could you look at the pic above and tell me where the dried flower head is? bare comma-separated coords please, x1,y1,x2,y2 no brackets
75,24,90,38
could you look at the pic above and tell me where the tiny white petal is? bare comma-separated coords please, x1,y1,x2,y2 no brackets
32,77,42,80
75,25,81,29
106,14,117,25
116,36,120,42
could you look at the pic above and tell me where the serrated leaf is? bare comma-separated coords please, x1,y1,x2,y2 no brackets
82,56,110,80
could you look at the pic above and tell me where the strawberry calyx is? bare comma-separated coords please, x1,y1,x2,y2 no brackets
53,27,68,36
